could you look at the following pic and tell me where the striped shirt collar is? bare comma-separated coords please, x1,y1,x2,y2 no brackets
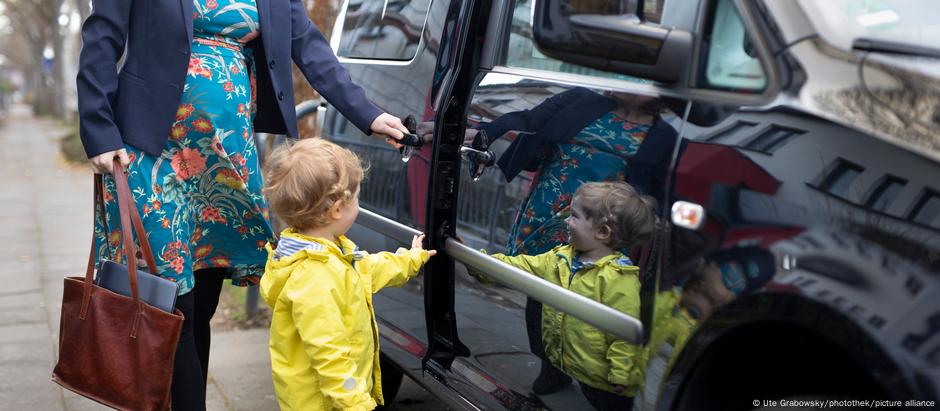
274,232,366,262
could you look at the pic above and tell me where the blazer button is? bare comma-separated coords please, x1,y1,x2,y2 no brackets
277,91,284,101
269,60,276,69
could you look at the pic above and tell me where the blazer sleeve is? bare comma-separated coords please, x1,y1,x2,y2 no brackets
475,87,592,142
289,0,383,134
76,0,134,158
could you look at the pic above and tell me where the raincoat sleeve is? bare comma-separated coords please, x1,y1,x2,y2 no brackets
358,248,430,292
289,260,376,411
489,250,556,280
602,273,645,390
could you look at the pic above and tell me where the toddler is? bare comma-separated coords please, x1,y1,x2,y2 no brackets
487,181,657,411
260,138,435,411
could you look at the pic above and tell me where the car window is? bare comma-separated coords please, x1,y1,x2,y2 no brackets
453,76,682,410
336,0,432,60
699,0,767,91
504,0,664,81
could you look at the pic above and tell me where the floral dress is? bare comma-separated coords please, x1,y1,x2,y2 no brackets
507,112,651,256
94,0,270,295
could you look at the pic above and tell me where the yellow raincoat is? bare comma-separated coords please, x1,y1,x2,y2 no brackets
490,244,645,396
260,229,430,411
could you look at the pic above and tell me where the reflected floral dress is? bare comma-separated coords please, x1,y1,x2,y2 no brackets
94,0,272,295
507,112,651,256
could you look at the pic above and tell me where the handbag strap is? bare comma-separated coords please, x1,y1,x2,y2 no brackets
82,158,160,316
93,176,159,274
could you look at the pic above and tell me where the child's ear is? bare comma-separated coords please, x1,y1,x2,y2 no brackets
596,224,612,241
328,200,344,220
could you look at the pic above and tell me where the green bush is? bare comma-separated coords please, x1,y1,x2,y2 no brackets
59,123,87,165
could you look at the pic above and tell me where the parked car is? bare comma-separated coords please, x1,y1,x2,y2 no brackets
297,0,940,409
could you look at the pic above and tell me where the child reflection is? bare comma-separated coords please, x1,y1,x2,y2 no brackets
483,182,658,411
633,259,735,411
633,237,774,411
468,87,678,395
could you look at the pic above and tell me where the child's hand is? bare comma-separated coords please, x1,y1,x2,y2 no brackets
413,233,437,257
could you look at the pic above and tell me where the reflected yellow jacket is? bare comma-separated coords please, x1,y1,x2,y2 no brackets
634,290,697,411
646,289,695,372
260,229,430,411
490,245,644,396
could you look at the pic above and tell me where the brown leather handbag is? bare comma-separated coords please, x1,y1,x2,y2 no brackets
52,159,183,410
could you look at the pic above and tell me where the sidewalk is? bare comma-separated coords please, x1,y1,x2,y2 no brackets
0,105,441,410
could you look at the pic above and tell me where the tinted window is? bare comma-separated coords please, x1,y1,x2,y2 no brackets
454,78,683,410
866,176,906,212
336,0,431,60
700,0,767,91
742,125,803,153
821,159,864,198
706,120,757,142
909,190,940,226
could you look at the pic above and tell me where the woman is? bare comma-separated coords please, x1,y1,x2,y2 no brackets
471,87,679,395
77,0,406,409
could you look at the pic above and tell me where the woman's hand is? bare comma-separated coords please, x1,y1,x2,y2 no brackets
412,233,437,257
89,149,130,174
370,113,409,149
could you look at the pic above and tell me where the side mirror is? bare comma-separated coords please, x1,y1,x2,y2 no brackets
532,0,693,84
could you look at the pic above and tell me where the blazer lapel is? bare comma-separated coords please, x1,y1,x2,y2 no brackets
256,0,271,56
181,0,194,44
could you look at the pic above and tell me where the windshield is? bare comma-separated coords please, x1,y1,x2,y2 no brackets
799,0,940,51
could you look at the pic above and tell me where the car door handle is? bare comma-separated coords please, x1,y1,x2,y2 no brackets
354,208,644,344
445,238,644,344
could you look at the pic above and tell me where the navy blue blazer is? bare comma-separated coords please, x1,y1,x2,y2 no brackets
77,0,383,158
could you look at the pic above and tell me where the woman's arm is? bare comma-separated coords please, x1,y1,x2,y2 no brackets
475,87,594,142
76,0,134,172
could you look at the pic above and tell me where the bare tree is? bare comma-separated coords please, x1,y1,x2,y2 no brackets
0,0,66,118
75,0,87,23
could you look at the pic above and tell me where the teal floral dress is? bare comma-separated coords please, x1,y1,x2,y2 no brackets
94,0,271,295
507,112,650,256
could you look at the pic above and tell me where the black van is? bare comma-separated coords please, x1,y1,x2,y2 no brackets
296,0,940,409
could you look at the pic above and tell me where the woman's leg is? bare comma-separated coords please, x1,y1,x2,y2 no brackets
193,267,226,388
172,291,207,411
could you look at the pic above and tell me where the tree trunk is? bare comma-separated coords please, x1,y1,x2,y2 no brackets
77,0,90,23
51,0,66,118
32,50,53,116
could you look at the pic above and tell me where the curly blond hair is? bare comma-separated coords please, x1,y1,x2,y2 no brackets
573,181,658,249
264,138,364,231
